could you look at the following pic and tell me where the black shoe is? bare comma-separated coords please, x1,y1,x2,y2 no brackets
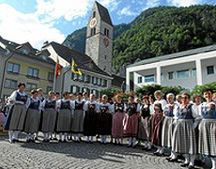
127,144,132,148
168,158,178,162
188,165,194,169
63,140,67,143
53,138,58,141
157,152,165,156
14,139,19,143
58,140,62,143
142,147,147,150
181,163,189,167
153,151,159,156
146,148,151,151
166,157,171,161
35,137,38,141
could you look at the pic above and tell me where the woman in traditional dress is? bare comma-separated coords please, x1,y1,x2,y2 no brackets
41,91,57,142
4,83,28,143
111,94,126,145
198,88,216,169
151,90,167,155
56,92,74,142
138,95,152,151
71,93,85,143
83,94,98,143
124,96,140,148
97,95,112,144
169,93,198,169
24,89,42,142
161,93,176,157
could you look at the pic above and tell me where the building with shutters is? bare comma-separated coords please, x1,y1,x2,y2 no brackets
0,36,55,99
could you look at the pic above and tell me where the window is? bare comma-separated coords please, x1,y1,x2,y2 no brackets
92,76,95,84
161,73,163,81
70,86,80,94
104,28,109,37
28,67,39,77
91,27,96,36
104,66,106,71
84,75,91,83
177,69,189,78
79,74,84,82
105,55,107,59
26,83,37,91
47,86,53,93
93,11,96,18
93,77,97,85
103,80,107,87
7,62,20,73
144,75,155,83
168,72,174,80
4,79,17,89
207,66,214,75
48,72,54,81
137,76,142,83
192,68,196,77
72,73,78,81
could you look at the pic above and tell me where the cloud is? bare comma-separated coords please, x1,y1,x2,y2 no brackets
167,0,202,6
0,4,65,49
117,6,139,16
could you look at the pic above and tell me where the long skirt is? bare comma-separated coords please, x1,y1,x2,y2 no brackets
172,119,197,155
71,109,85,134
8,104,27,131
3,106,13,130
112,112,125,138
151,113,164,146
24,109,41,134
83,111,97,136
123,114,138,137
138,116,151,141
56,109,72,132
198,119,216,157
161,117,174,148
41,108,57,133
96,113,112,135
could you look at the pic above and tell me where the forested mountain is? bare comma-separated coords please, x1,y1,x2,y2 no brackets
63,5,216,73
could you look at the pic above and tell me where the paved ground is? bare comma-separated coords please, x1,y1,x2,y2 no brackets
0,135,211,169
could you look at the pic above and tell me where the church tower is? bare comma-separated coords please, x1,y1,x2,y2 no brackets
85,1,113,75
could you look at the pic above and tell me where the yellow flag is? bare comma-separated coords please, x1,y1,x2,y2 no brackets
71,59,82,75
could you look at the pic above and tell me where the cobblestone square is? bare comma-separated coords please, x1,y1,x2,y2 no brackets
0,136,209,169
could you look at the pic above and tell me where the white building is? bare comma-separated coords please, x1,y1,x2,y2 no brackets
126,45,216,91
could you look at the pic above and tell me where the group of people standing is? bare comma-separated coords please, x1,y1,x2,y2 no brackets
2,82,216,169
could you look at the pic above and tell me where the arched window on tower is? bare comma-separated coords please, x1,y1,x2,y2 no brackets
91,27,96,36
93,11,96,18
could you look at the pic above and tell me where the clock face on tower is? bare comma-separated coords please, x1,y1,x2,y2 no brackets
104,38,109,47
90,18,97,28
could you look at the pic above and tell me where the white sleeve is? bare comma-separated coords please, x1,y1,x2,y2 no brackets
41,100,46,109
137,104,141,113
191,104,198,119
84,102,88,111
161,100,167,110
56,100,61,109
70,101,75,110
8,91,17,101
26,98,31,109
173,104,179,120
123,103,126,112
150,104,154,115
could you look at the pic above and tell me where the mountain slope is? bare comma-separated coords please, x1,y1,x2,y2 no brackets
63,5,216,73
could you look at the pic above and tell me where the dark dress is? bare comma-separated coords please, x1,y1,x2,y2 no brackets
97,103,112,135
84,102,97,136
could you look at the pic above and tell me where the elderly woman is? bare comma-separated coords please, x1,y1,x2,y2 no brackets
151,90,167,155
160,93,176,157
169,93,198,169
198,88,216,169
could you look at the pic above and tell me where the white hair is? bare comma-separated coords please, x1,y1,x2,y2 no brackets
166,93,175,99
